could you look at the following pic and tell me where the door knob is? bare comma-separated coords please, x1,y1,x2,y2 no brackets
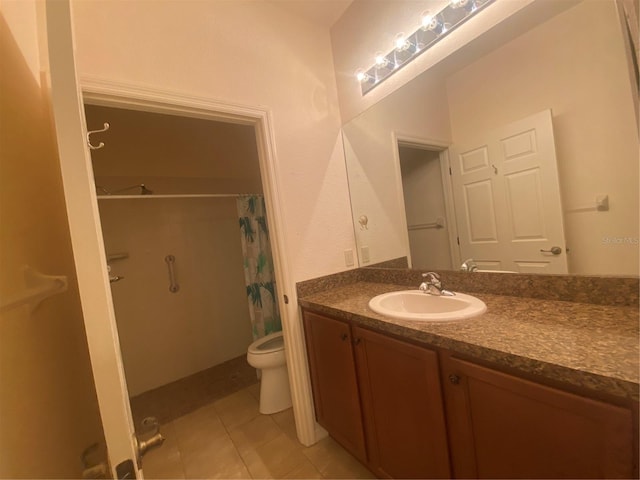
136,432,164,460
134,417,165,468
540,246,562,255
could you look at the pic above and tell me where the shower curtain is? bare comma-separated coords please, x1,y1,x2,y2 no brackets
237,195,281,340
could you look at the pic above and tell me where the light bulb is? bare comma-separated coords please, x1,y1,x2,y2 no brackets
394,32,409,51
355,68,370,83
421,11,434,30
422,11,442,33
375,52,390,68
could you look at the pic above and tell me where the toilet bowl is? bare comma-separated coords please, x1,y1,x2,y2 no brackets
247,331,292,414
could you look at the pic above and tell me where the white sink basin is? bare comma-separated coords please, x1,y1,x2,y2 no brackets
368,290,487,322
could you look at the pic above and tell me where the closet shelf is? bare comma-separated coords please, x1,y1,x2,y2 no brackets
0,266,68,313
97,194,251,200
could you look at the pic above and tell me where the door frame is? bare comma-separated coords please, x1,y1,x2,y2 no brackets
391,133,461,270
79,74,319,439
49,23,317,468
45,2,141,475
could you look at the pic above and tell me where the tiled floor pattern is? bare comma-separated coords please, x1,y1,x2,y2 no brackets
130,355,259,426
132,357,376,479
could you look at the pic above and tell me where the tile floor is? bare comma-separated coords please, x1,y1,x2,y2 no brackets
130,355,259,426
132,357,376,479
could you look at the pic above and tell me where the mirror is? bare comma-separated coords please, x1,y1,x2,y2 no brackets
343,0,639,276
358,0,496,95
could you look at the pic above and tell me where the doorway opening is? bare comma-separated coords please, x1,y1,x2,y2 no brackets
395,140,459,270
84,102,269,426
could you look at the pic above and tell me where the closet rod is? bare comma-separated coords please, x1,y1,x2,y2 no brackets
97,193,260,200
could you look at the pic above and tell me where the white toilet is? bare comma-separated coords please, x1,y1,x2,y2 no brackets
246,331,292,414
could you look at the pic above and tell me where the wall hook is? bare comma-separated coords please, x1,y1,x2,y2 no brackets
87,122,110,150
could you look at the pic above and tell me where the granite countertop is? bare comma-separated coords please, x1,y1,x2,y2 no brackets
298,281,640,402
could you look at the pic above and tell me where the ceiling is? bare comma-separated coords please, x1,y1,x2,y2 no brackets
267,0,353,28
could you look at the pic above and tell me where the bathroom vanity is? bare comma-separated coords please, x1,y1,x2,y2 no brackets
298,270,639,479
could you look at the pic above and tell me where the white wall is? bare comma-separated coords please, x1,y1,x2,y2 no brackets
71,0,356,283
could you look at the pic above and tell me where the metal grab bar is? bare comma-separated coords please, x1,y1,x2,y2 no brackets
164,255,179,293
407,216,445,231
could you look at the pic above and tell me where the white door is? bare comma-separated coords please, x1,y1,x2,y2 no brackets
450,110,568,274
44,1,140,477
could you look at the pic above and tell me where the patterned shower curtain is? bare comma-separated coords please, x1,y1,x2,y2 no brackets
237,195,281,340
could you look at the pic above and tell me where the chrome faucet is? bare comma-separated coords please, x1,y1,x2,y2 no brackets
460,258,478,272
419,272,455,296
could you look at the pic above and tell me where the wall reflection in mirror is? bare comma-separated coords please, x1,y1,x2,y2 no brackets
343,0,639,276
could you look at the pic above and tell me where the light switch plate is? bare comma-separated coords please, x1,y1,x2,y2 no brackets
361,245,370,264
344,249,355,267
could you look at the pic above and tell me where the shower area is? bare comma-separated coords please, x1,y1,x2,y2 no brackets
84,104,279,423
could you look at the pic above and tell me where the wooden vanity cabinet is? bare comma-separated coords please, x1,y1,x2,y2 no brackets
353,326,450,479
302,311,367,463
303,310,450,479
441,354,636,479
303,309,636,479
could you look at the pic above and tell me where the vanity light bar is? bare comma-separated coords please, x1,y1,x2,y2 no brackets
356,0,496,95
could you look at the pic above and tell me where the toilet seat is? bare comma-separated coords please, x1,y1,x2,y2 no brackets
248,331,284,355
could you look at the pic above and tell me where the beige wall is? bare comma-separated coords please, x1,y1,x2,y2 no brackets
446,0,639,275
86,104,263,195
0,6,105,477
0,0,41,82
71,0,356,283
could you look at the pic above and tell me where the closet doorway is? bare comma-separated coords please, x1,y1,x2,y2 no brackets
84,101,274,425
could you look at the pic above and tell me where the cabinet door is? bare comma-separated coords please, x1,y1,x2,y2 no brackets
303,311,367,462
442,355,635,479
353,326,450,479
